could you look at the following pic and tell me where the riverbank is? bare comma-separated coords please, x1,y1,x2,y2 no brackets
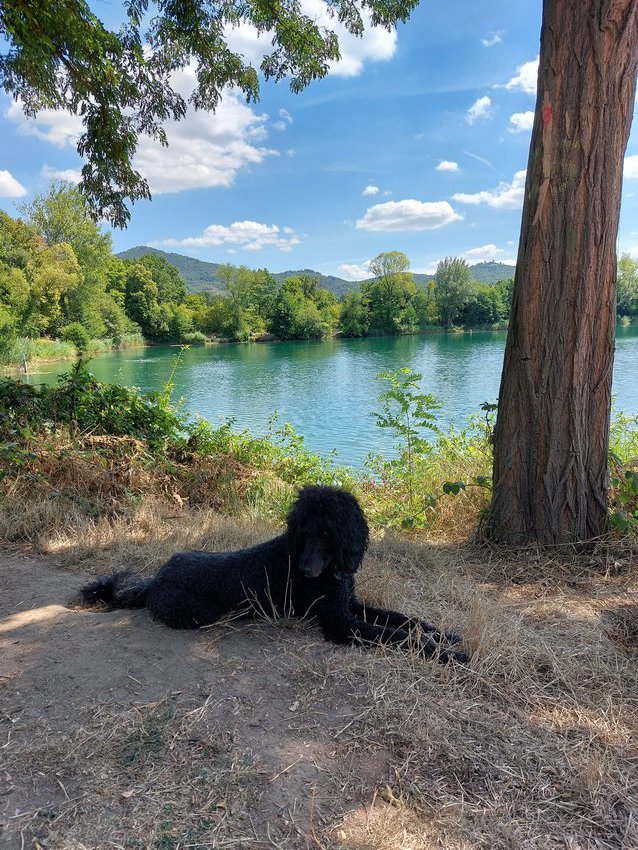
1,363,637,544
0,324,504,373
0,333,148,373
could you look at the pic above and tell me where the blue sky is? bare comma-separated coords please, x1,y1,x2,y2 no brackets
1,0,637,279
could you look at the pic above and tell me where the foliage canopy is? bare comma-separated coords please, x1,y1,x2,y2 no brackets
0,0,418,226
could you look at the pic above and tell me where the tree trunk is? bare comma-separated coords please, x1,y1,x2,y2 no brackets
489,0,638,544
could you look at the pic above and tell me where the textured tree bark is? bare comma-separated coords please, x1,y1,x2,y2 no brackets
489,0,638,544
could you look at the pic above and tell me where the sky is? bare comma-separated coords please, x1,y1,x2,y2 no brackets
1,0,637,280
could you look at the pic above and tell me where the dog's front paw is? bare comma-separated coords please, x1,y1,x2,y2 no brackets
444,631,464,645
438,647,469,664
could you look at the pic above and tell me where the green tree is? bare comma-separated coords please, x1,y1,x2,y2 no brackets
20,182,113,335
98,295,134,346
460,283,508,327
0,304,17,355
0,0,418,227
0,266,30,324
134,253,188,305
215,264,279,339
340,291,370,337
28,242,81,336
123,262,166,340
271,276,333,340
362,251,417,334
195,295,234,338
0,211,39,336
433,257,472,328
617,253,638,317
61,321,91,353
0,210,42,269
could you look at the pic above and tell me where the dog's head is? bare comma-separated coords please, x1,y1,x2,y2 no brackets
286,485,369,579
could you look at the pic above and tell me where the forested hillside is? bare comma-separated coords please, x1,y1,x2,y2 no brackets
117,246,225,294
117,246,516,296
117,247,361,297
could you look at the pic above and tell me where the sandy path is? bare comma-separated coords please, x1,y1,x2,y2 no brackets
1,552,385,849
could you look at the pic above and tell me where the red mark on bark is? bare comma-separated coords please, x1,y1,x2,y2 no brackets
543,105,552,126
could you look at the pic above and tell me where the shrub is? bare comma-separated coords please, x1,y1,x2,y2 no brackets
181,331,208,345
61,322,91,354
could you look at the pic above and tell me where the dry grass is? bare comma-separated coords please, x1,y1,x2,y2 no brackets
2,490,638,849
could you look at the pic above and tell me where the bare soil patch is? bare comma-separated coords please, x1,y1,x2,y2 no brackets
2,531,638,850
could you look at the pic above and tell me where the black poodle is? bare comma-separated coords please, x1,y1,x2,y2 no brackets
79,485,467,663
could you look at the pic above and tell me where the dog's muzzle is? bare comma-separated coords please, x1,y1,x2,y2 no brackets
298,541,331,578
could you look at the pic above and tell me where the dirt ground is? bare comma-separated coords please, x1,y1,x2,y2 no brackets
1,551,402,849
2,540,638,850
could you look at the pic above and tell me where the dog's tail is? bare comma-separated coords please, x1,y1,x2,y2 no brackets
79,571,152,610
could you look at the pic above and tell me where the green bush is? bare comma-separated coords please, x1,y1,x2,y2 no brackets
0,337,77,365
0,361,186,449
118,332,146,349
181,331,208,345
61,322,91,354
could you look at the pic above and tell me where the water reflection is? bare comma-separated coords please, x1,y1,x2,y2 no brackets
35,328,638,469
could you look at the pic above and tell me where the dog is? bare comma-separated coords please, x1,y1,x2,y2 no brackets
79,485,467,663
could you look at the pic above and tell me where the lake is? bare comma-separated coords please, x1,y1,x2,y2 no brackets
35,327,638,469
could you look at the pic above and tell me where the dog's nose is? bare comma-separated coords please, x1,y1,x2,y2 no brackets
299,562,325,578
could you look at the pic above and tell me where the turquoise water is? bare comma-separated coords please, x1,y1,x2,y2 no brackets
35,327,638,469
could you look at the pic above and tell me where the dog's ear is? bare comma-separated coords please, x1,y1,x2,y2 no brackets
333,491,369,574
285,489,306,557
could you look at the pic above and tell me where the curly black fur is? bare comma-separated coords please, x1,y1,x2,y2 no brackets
79,485,467,663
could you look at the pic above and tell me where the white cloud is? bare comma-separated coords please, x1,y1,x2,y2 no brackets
272,108,293,131
7,82,277,196
453,170,526,210
462,244,515,265
41,164,82,184
226,0,396,79
134,88,276,194
338,261,372,281
355,199,463,232
509,111,535,133
436,160,459,172
482,31,504,47
463,244,505,261
0,169,27,197
362,185,379,196
502,57,539,94
6,101,82,147
466,96,493,124
624,154,638,178
160,220,301,252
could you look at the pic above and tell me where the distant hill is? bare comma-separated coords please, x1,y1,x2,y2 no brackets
116,246,225,294
467,261,516,284
116,247,358,297
412,262,515,288
116,247,515,296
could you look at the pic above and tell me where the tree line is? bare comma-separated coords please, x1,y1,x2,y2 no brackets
1,182,636,361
